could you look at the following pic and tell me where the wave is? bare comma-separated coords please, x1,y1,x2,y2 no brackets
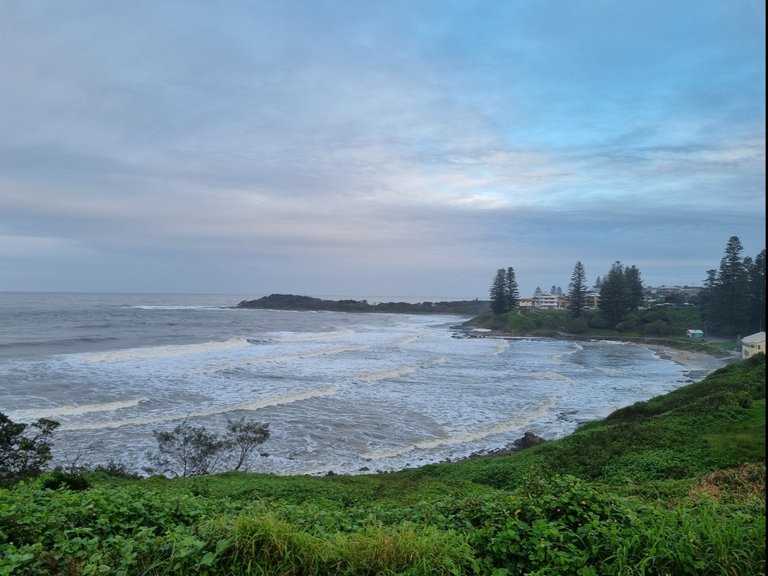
528,370,575,383
395,331,428,347
490,339,509,356
79,338,250,362
0,336,121,350
124,305,229,311
359,395,558,460
357,357,445,383
58,386,339,431
195,344,369,373
9,398,147,421
267,330,355,343
550,342,584,361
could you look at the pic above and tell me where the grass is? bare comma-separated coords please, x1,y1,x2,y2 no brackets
1,355,764,575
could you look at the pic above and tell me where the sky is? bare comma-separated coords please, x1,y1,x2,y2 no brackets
0,1,764,300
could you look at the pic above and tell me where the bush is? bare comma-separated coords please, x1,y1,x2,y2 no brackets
588,313,609,329
0,412,59,486
564,316,589,334
41,470,90,491
643,319,672,336
145,417,270,477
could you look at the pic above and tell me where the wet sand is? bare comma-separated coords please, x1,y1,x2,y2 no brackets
643,343,733,383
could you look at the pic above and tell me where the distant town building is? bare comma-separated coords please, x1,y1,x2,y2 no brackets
741,332,766,359
532,291,562,309
644,285,702,307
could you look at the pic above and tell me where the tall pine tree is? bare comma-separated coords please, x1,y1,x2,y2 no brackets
505,267,519,311
490,269,508,315
599,261,629,326
747,250,766,332
568,261,587,317
700,236,763,337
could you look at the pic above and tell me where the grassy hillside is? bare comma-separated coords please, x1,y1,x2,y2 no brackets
1,355,764,575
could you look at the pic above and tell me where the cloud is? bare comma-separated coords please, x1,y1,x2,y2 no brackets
0,1,763,296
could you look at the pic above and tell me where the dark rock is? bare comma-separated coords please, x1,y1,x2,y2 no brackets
514,431,546,449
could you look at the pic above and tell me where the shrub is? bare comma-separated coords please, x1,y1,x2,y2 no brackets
643,319,672,336
588,313,609,329
40,470,90,491
145,417,270,477
564,316,589,334
0,412,59,486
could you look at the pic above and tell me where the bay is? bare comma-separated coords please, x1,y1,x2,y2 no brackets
0,292,721,476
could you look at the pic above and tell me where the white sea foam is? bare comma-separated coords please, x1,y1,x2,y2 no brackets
59,386,339,431
529,370,575,383
268,330,355,343
80,339,249,362
359,395,558,460
10,398,147,420
490,339,509,356
126,305,226,311
357,357,445,383
195,344,369,373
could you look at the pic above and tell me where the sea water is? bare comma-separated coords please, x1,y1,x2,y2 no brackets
0,292,709,475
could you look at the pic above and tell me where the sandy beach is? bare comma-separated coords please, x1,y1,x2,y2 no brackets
643,343,733,383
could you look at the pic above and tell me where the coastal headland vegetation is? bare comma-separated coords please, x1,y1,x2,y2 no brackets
237,293,490,316
483,237,764,342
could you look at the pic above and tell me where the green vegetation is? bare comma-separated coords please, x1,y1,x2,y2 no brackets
701,236,766,337
1,355,764,575
0,413,59,487
237,294,490,316
145,417,270,477
467,306,741,357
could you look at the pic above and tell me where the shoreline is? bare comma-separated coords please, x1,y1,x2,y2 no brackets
456,326,731,380
391,328,735,470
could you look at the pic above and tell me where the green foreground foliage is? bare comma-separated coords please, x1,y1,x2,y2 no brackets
1,356,764,575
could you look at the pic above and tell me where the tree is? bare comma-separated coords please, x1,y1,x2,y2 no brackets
147,420,227,477
145,417,270,477
568,261,587,317
700,236,756,336
505,267,520,311
599,261,629,326
490,267,519,314
717,236,749,333
0,412,59,486
624,265,644,310
746,249,766,332
490,269,508,315
226,417,270,472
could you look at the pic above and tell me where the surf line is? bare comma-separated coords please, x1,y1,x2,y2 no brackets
9,398,147,421
58,386,339,431
359,395,558,461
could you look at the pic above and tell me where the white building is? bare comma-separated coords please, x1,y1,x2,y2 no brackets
533,292,560,309
741,332,766,359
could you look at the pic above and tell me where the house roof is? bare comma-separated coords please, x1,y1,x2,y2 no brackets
741,332,766,344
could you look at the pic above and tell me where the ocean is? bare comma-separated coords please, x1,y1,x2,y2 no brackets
0,292,715,476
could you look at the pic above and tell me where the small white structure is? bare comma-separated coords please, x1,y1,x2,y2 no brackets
741,332,766,359
686,329,704,339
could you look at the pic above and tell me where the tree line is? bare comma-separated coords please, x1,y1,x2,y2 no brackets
700,236,765,337
489,235,765,337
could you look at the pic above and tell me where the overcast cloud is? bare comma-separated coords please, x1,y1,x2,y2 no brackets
0,0,764,299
